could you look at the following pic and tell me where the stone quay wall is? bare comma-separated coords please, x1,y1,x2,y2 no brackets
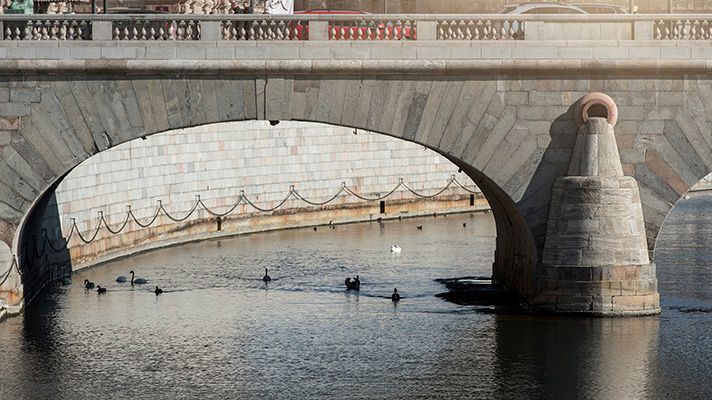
36,120,485,271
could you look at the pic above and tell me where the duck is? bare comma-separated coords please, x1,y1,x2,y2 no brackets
116,275,128,283
416,225,423,230
154,286,163,295
130,270,147,285
463,222,467,227
391,288,401,302
262,268,271,283
391,244,402,254
97,285,107,294
84,279,95,289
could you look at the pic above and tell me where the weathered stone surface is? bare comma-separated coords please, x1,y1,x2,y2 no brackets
540,114,658,315
0,63,709,316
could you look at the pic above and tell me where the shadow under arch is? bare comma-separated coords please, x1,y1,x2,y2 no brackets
14,117,537,308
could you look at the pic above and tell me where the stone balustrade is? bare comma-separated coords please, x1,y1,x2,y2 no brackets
2,14,712,41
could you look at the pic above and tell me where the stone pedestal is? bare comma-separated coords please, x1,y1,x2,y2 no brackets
534,94,660,316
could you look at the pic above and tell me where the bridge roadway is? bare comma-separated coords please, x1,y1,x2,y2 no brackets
2,13,712,316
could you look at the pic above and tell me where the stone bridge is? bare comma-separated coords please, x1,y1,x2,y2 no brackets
2,13,712,316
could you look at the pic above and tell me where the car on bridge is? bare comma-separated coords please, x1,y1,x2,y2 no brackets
571,3,629,13
499,3,588,14
500,2,629,14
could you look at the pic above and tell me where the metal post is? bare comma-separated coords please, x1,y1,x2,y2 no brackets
103,0,107,13
91,0,96,14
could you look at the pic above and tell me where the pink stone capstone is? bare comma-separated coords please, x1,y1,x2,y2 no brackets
575,92,618,128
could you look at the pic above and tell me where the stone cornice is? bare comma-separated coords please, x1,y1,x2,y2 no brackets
0,58,708,76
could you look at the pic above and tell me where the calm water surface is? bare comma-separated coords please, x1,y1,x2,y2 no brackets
1,203,712,399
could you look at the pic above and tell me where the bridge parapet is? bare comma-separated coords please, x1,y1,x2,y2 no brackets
1,14,712,42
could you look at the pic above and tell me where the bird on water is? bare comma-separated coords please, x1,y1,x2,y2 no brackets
97,285,107,294
116,274,128,283
263,268,272,283
154,286,163,295
84,279,95,289
391,288,401,302
130,271,147,285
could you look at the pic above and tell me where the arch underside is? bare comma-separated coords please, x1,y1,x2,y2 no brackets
2,73,712,304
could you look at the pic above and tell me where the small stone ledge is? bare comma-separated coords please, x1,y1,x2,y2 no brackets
0,58,709,77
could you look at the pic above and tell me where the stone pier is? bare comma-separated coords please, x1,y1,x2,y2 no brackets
533,93,660,316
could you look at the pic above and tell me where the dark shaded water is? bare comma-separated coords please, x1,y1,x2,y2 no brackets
1,202,712,399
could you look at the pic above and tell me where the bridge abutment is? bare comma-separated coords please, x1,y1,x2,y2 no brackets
531,95,660,316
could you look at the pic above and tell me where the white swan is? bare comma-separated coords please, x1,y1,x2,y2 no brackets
391,244,402,254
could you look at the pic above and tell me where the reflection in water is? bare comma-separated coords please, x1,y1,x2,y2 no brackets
0,202,712,398
492,316,659,400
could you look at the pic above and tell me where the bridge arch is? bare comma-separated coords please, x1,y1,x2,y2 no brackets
3,69,709,314
2,75,545,307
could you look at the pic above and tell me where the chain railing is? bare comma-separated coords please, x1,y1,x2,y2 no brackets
30,176,479,256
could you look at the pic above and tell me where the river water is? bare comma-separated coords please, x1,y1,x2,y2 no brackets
1,200,712,399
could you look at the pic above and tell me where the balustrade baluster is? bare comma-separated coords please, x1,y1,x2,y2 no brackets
461,20,471,40
187,21,196,40
222,23,230,40
69,22,76,40
27,22,36,40
176,22,185,41
436,21,444,40
279,20,287,40
41,22,50,40
447,20,456,40
248,21,256,40
260,20,269,40
455,20,465,40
